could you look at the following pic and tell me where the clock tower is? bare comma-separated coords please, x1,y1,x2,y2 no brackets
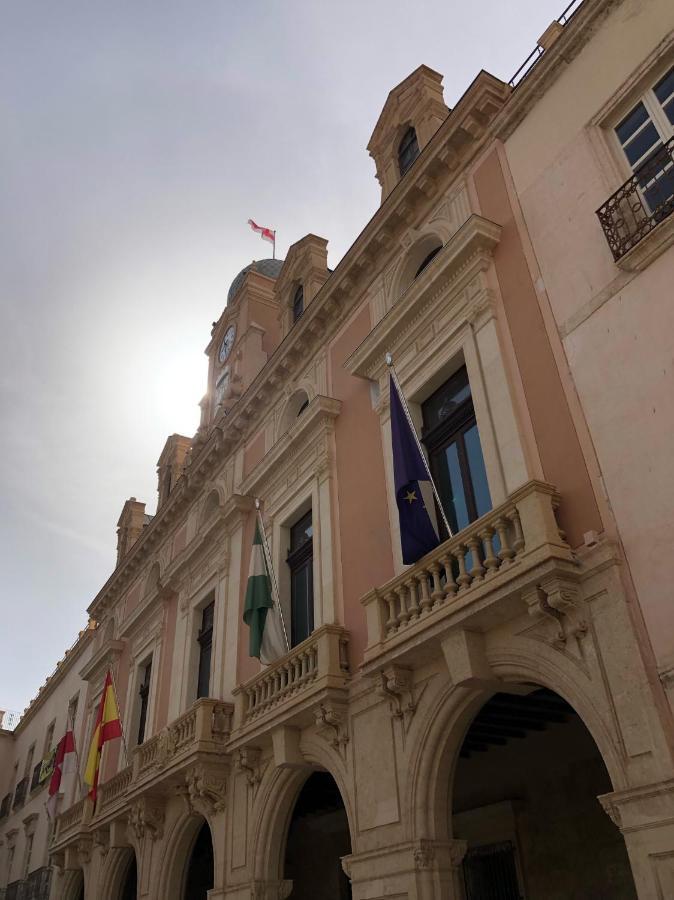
202,258,284,428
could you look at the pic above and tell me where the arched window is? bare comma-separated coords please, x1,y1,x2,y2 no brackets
414,245,442,278
398,126,420,177
292,285,304,323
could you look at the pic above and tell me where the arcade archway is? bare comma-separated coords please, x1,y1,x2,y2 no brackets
183,820,214,900
283,771,352,899
451,687,636,899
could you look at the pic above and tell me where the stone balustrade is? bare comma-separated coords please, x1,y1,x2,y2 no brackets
96,765,133,815
361,480,574,666
53,698,233,843
53,797,91,844
232,625,350,741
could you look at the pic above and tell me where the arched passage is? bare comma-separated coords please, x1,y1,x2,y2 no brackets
119,854,137,900
183,820,214,900
283,771,352,900
451,687,636,899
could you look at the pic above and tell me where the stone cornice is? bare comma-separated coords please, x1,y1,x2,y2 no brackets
79,639,125,684
10,629,94,736
241,395,341,498
345,214,501,382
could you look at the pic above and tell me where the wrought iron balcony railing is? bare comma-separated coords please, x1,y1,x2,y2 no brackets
596,137,674,262
12,776,28,810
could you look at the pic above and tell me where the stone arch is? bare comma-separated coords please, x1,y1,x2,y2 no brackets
157,810,215,900
60,868,84,900
198,484,226,531
391,228,449,301
142,562,162,602
99,846,136,900
277,387,312,440
250,737,354,887
407,648,629,844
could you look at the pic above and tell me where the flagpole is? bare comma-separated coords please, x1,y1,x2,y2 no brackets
255,499,290,653
386,353,454,538
107,667,130,768
67,703,84,801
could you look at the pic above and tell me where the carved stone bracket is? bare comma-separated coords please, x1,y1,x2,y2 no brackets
185,762,227,816
92,827,110,859
523,576,587,648
76,836,93,866
128,796,165,842
315,703,349,756
235,747,263,791
376,665,419,728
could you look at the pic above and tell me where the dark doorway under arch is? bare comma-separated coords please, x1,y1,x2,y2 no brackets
120,856,136,900
284,771,352,900
452,687,636,900
184,821,214,900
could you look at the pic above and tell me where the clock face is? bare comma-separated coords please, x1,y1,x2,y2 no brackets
218,324,236,365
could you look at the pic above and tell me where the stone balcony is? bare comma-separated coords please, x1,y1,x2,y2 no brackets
230,625,351,758
51,698,233,859
360,480,579,673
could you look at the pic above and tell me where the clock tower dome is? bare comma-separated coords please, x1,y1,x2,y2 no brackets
202,258,284,428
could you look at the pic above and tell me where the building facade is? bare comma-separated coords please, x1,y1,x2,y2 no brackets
2,1,674,898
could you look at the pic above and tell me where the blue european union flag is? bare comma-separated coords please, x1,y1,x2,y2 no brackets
389,374,440,564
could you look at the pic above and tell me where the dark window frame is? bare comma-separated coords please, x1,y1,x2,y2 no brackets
421,366,491,537
292,285,304,323
287,511,314,648
398,126,420,177
196,600,215,700
137,658,152,746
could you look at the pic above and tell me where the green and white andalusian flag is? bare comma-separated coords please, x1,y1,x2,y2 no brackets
243,521,287,664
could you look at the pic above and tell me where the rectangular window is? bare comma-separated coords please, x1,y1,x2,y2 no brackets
43,721,55,758
137,659,152,745
196,600,214,700
287,510,314,647
24,744,35,778
68,694,79,732
421,366,492,536
614,64,674,216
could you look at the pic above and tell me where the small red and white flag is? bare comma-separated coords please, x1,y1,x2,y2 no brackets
47,730,77,818
248,218,276,245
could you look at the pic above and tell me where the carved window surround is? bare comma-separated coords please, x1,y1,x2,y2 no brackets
346,214,501,385
345,214,529,570
241,395,342,633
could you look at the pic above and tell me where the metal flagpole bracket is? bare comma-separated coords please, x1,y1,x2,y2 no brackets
385,352,454,539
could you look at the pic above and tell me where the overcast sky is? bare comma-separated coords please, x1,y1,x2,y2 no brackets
0,0,564,716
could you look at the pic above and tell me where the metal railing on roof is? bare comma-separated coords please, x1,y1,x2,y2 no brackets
0,710,22,731
508,0,585,88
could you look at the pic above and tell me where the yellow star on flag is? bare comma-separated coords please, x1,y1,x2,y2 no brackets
404,490,417,504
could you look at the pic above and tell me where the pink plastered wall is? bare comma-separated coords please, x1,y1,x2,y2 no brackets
329,306,395,667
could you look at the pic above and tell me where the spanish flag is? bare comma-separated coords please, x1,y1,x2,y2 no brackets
84,670,122,802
